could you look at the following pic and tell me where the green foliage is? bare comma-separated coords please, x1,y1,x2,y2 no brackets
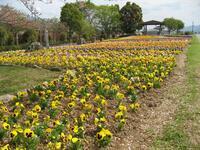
0,128,6,140
176,19,184,33
94,5,121,38
80,19,96,40
163,18,185,34
60,3,85,40
0,44,28,52
0,26,9,46
120,2,143,34
7,31,15,45
22,29,38,43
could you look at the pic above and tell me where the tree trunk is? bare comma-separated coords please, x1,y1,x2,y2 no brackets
44,28,49,48
16,32,19,46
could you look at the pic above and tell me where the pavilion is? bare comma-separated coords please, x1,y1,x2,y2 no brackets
142,20,165,35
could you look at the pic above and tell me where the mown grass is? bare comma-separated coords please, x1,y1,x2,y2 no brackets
153,35,200,149
0,65,60,95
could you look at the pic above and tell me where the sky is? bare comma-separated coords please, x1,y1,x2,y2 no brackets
0,0,200,26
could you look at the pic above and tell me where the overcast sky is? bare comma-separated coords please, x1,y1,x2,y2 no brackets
0,0,200,26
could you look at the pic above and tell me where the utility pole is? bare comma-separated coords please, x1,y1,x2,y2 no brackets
192,21,194,33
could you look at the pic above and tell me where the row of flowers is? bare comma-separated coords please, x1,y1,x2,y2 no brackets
0,36,190,149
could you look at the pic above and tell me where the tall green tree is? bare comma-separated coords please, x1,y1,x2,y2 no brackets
164,18,185,34
94,5,121,38
163,18,177,34
60,3,85,41
176,19,184,33
120,2,143,34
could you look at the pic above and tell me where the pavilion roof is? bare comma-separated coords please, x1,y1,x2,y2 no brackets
142,20,164,25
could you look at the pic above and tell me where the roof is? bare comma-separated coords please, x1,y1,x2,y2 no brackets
142,20,164,25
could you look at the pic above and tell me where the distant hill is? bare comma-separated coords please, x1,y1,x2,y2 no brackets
182,25,200,33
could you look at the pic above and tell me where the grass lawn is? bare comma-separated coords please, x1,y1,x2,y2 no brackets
153,35,200,149
0,65,60,96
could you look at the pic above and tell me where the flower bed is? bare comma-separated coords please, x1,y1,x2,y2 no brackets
0,36,190,149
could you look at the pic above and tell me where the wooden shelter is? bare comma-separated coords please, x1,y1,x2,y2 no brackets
142,20,164,35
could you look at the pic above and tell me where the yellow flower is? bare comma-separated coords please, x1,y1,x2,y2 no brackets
55,142,61,150
119,105,127,112
135,103,140,109
2,122,10,130
80,98,86,104
80,113,86,122
1,106,8,112
68,101,76,108
94,95,100,102
47,142,53,149
147,82,153,88
120,119,126,124
96,128,112,141
96,108,101,114
46,90,52,95
45,128,52,133
141,85,147,91
44,115,50,122
94,118,99,125
100,117,106,122
24,128,34,138
13,112,19,118
62,111,68,116
33,105,41,112
72,137,79,143
1,144,9,150
53,120,61,126
67,134,73,141
32,112,38,119
116,92,125,100
26,110,33,117
16,128,23,133
10,130,18,138
115,111,123,119
60,132,65,141
101,99,107,106
0,101,3,105
15,102,20,106
73,125,79,133
51,101,59,109
24,120,31,126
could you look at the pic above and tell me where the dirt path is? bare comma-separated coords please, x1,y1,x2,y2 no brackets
108,50,187,150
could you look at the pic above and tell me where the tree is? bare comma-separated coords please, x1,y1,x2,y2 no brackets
94,5,121,38
163,18,185,34
176,19,184,33
78,1,96,25
60,3,85,41
80,19,96,41
120,2,143,34
0,26,8,46
163,18,177,34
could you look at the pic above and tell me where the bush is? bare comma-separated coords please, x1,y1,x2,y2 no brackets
0,44,29,52
184,31,193,35
21,29,38,44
